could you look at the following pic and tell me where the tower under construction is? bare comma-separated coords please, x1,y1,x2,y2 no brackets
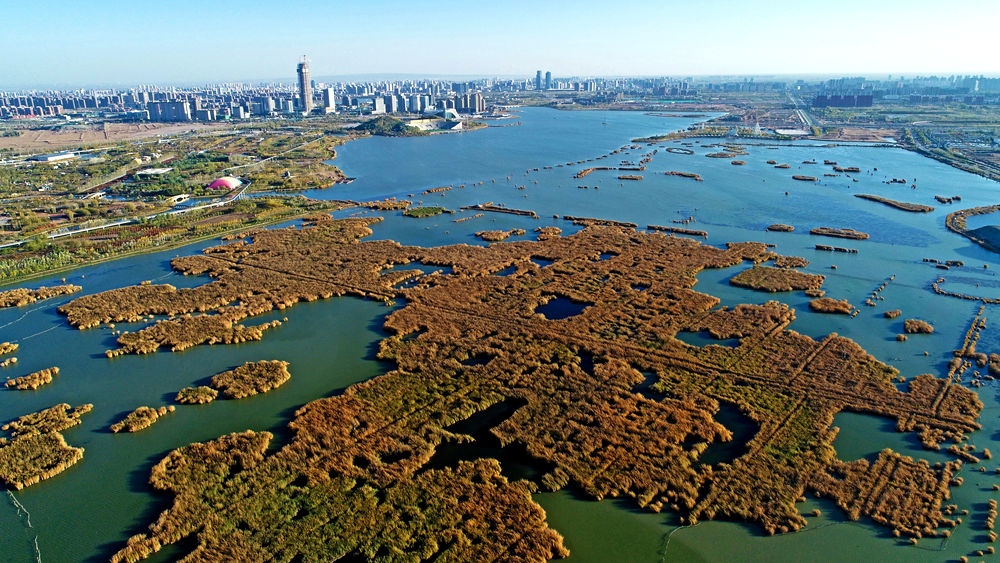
297,56,312,115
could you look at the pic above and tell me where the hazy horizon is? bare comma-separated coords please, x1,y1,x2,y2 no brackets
2,0,998,90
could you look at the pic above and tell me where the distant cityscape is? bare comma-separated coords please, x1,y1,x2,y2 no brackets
2,58,999,123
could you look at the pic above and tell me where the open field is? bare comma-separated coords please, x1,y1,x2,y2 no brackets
0,122,225,153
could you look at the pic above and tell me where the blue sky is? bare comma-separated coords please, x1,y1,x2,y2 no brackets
2,0,997,88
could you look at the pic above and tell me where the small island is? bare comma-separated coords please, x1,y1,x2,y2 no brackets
0,285,82,308
175,386,218,405
0,403,92,490
730,265,825,292
210,360,291,399
810,227,870,240
111,406,175,433
855,194,934,213
809,297,853,314
476,229,526,242
403,206,448,218
904,319,934,334
5,366,59,390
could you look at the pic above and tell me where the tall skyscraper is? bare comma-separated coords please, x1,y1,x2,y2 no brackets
535,70,542,90
297,56,313,114
545,71,552,90
322,88,336,113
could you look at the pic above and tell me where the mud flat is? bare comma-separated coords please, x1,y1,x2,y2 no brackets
563,216,638,228
575,167,612,178
422,186,452,195
175,386,218,405
815,244,858,254
461,203,538,218
810,227,869,240
111,406,174,433
647,225,708,238
0,403,92,490
665,171,704,181
453,213,484,223
855,194,934,213
210,360,291,399
51,217,983,561
476,229,526,242
945,204,1000,253
809,298,853,314
0,285,81,308
730,265,825,292
5,366,59,390
766,224,794,232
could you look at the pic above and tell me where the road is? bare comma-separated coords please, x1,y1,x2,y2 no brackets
787,92,816,128
0,184,249,249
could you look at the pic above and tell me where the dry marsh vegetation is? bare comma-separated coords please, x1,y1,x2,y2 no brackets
55,216,981,560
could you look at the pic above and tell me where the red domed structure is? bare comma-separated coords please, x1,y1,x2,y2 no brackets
207,176,241,190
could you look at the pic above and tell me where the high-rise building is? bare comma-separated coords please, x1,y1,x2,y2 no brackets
470,92,485,113
372,96,386,114
322,88,336,113
535,70,542,90
409,93,422,113
297,56,313,114
545,71,552,90
148,101,191,122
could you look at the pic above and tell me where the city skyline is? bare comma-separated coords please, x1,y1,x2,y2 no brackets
2,0,999,89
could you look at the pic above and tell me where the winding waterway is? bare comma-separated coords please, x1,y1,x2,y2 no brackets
3,107,1000,562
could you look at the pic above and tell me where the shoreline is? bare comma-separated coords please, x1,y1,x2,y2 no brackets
0,205,354,289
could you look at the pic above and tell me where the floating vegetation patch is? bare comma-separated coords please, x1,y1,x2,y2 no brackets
210,360,291,399
729,265,825,292
0,285,81,308
0,403,92,490
476,229,526,242
111,406,175,433
4,366,59,390
175,386,218,405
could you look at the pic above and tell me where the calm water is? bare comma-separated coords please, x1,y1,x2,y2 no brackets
4,107,1000,562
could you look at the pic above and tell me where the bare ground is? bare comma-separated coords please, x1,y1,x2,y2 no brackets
0,122,227,152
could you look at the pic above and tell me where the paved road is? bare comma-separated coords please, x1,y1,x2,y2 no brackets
1,185,249,249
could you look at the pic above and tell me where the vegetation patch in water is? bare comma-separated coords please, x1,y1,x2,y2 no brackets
0,403,92,490
5,366,59,390
111,406,175,433
210,360,291,399
730,265,825,292
57,217,983,560
175,386,218,405
0,284,81,308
